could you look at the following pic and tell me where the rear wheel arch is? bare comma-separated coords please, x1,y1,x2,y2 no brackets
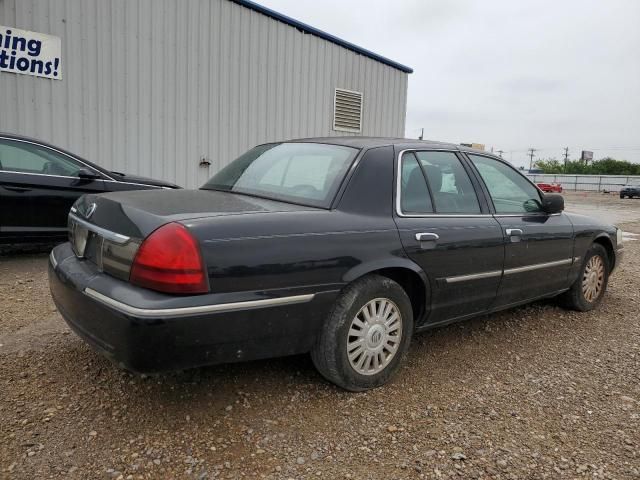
343,261,430,326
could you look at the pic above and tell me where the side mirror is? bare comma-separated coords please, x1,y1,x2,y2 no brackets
77,168,101,180
541,193,564,214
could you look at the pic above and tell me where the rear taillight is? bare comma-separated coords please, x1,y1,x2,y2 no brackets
129,223,208,294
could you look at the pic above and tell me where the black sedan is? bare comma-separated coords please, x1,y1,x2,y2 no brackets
0,133,179,244
49,138,624,391
620,179,640,198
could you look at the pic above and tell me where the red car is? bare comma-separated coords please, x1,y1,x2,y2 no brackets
537,182,563,193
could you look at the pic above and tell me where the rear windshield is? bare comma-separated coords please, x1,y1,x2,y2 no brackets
202,143,359,208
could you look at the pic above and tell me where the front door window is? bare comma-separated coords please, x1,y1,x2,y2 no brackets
467,154,542,214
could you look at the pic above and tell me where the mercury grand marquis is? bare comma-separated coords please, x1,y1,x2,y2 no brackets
49,138,624,391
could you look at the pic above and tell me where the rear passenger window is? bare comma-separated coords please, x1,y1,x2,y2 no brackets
414,151,481,214
400,153,433,213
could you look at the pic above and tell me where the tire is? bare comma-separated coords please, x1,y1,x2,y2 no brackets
620,194,625,199
311,274,414,391
558,243,609,311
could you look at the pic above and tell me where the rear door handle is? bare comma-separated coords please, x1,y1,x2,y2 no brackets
3,185,31,192
415,232,439,250
415,232,439,241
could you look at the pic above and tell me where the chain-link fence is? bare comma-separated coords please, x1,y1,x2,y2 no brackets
525,174,640,192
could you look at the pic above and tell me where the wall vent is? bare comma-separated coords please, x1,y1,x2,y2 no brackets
333,88,363,133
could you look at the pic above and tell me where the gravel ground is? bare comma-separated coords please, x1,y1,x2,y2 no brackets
1,192,639,479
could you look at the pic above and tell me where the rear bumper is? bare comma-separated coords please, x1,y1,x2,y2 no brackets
49,243,338,373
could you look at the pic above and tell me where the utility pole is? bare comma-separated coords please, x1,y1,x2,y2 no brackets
563,147,569,173
418,128,424,140
497,149,505,158
528,148,536,171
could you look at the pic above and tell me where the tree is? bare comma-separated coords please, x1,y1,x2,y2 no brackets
534,159,564,173
535,157,640,175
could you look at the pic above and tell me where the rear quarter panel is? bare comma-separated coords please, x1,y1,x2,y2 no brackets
186,209,402,294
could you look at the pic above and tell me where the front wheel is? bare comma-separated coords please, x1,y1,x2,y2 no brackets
311,275,413,391
558,243,609,311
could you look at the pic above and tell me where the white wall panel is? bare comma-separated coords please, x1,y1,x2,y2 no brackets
0,0,409,188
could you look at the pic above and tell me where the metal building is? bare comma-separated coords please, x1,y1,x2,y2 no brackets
0,0,412,188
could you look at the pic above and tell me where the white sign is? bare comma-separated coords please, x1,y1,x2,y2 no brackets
0,26,62,79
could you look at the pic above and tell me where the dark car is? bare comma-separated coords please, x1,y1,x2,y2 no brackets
0,133,179,244
48,138,624,391
620,179,640,198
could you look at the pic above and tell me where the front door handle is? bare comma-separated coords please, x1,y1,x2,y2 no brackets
505,228,523,243
415,232,439,241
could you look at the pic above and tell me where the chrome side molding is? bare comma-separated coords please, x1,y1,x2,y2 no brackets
503,258,572,275
444,270,502,284
443,257,574,283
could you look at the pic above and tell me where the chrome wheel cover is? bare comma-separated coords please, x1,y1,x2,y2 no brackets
582,255,605,303
347,298,402,376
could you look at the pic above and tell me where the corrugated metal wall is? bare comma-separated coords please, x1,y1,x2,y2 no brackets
0,0,408,188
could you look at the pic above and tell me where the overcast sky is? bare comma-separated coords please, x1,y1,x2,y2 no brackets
261,0,640,167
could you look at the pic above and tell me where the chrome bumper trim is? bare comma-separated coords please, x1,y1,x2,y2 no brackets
83,288,315,318
49,250,58,269
68,213,131,245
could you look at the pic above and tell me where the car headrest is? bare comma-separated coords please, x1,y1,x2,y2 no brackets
402,167,431,212
423,165,442,192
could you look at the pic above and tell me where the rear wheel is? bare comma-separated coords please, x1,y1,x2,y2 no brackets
311,275,413,391
620,193,626,199
558,243,609,311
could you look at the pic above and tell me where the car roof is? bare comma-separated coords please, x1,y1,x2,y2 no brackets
288,136,451,149
286,136,496,156
0,131,63,146
0,131,113,173
0,131,90,160
1,132,500,163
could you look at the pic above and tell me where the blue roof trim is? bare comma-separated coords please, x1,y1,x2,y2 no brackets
230,0,413,74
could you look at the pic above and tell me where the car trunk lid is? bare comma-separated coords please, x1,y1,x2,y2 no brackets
73,189,316,239
68,189,318,281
